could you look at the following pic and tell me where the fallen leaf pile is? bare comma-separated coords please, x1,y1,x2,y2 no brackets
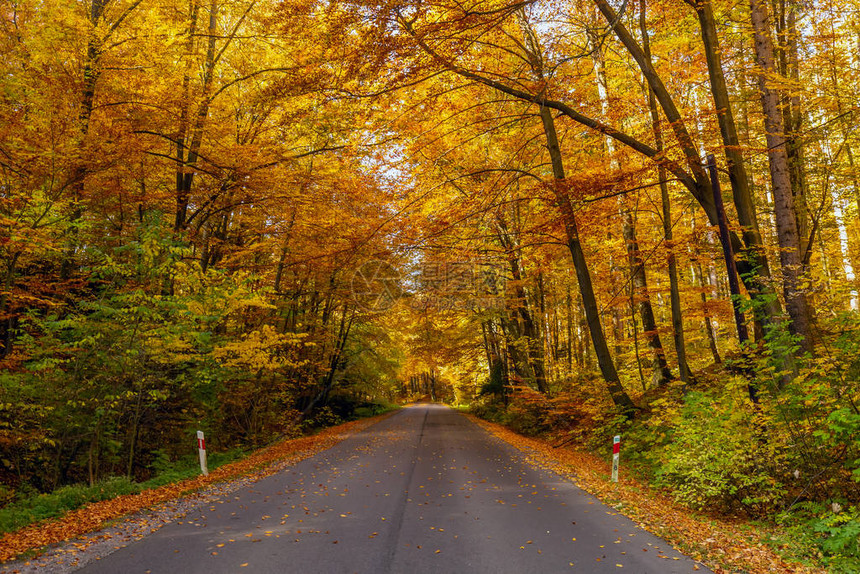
466,414,824,574
0,413,393,563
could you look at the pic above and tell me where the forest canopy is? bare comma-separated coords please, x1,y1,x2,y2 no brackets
0,0,859,566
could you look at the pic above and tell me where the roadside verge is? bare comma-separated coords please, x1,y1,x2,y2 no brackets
0,412,394,564
466,413,824,574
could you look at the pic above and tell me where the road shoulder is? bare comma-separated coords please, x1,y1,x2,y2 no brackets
0,413,395,571
465,413,822,574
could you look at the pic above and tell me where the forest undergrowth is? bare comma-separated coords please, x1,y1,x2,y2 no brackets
470,321,860,573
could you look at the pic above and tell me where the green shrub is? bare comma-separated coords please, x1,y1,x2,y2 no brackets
470,400,507,424
774,502,860,573
353,406,375,418
655,392,785,514
814,408,860,484
812,505,860,571
301,406,342,431
0,484,14,507
493,387,550,437
353,401,397,418
140,448,244,488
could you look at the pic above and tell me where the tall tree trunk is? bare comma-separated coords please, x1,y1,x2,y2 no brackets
174,0,200,232
304,305,354,416
511,11,633,411
695,0,763,254
175,0,217,233
825,24,860,291
842,142,860,293
649,119,691,382
749,0,813,352
596,0,792,351
774,1,810,256
500,315,528,384
693,0,778,339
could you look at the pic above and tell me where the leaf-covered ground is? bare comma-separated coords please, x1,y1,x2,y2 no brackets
467,415,825,574
0,413,394,564
0,409,829,573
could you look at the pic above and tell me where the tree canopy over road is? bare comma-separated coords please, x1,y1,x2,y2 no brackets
1,0,859,570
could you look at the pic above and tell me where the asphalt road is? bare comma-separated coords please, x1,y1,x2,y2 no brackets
77,404,711,573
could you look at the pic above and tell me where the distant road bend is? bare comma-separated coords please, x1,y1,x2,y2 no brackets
77,404,711,573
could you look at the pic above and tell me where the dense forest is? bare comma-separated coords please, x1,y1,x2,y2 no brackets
1,0,859,568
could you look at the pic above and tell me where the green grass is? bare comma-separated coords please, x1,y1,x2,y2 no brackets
0,449,244,535
0,403,399,537
0,477,141,535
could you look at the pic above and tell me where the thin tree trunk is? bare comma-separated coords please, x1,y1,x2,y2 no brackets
175,0,217,232
0,253,20,359
496,218,548,393
621,209,673,385
591,18,673,385
274,208,298,293
60,0,109,279
695,258,722,364
629,272,647,392
566,283,574,370
127,387,144,478
538,105,635,414
87,420,101,487
609,250,624,357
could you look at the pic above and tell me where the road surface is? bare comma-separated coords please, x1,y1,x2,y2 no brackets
77,404,710,573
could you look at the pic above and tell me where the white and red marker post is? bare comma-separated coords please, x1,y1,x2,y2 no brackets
197,430,209,476
611,435,620,482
